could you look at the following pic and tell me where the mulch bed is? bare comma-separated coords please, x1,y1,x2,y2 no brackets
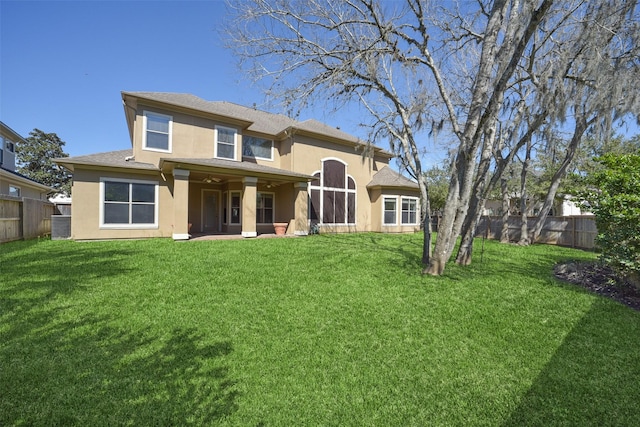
554,261,640,311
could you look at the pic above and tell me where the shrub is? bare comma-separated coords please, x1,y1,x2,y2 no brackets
580,153,640,286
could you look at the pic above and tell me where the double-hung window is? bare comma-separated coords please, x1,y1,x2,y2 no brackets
383,197,398,225
101,178,158,227
215,126,237,160
243,136,273,160
143,111,172,152
401,197,418,225
256,193,274,223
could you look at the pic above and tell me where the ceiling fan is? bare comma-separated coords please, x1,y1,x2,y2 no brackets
203,176,221,184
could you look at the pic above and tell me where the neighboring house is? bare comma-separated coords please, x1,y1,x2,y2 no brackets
484,193,592,217
0,122,52,200
55,92,420,240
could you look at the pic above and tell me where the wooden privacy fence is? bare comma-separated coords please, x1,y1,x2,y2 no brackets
474,215,598,249
0,195,54,243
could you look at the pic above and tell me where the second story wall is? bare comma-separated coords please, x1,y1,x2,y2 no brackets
130,104,283,168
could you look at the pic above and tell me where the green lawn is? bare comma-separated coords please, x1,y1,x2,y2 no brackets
1,233,639,426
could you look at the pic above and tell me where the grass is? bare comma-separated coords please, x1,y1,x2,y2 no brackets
1,233,639,426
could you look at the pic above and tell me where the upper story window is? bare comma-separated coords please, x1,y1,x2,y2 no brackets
143,111,172,153
243,136,273,160
5,140,14,153
215,126,237,160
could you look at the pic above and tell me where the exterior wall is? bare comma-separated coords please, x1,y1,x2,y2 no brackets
291,134,389,232
0,131,17,172
131,103,283,168
0,174,49,200
369,187,421,233
70,168,174,240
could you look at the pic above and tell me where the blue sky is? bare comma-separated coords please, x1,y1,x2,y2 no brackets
1,0,379,159
2,1,636,164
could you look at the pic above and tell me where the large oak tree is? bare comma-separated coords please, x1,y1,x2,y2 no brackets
226,0,640,275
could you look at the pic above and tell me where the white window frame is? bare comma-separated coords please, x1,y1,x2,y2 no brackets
383,196,398,226
9,185,21,198
242,135,274,161
142,111,172,153
229,191,241,224
99,177,159,229
214,125,238,161
401,197,419,225
256,192,275,224
308,158,357,226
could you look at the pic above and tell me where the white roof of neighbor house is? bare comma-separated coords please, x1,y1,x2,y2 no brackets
49,193,72,204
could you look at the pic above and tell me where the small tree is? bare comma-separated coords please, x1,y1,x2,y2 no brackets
580,153,640,286
16,129,71,195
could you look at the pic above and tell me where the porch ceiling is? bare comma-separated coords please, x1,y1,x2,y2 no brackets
160,157,313,184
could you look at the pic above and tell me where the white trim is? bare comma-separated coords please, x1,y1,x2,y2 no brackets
400,196,419,225
172,233,190,240
294,230,309,236
229,190,241,224
99,177,159,229
214,125,238,161
242,231,257,238
242,135,274,161
383,196,398,226
142,110,172,153
308,159,356,226
256,191,275,224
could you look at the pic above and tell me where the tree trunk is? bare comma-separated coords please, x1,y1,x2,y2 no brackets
517,139,532,245
456,125,497,265
500,177,511,243
417,173,432,265
531,116,590,241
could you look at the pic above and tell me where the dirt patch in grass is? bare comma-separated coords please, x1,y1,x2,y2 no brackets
554,261,640,311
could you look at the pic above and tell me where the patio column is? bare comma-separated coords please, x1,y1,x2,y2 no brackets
294,181,309,236
242,176,258,238
172,168,190,240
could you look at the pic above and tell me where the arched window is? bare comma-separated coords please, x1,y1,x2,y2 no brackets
309,159,356,225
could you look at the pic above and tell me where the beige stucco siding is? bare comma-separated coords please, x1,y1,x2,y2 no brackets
291,135,389,232
131,105,283,169
70,168,173,240
370,187,421,233
0,175,49,200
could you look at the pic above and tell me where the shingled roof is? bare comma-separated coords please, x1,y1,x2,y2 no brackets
122,91,391,155
367,166,419,189
123,92,298,136
54,149,158,172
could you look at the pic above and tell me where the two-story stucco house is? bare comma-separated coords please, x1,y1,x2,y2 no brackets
1,122,52,200
55,92,420,240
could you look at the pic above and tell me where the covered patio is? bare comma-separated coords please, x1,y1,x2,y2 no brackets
159,157,313,240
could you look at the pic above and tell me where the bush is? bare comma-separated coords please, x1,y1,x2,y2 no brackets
580,153,640,286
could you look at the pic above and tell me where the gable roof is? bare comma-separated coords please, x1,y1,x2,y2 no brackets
121,91,392,157
367,166,419,189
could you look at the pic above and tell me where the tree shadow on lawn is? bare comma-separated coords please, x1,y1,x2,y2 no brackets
1,315,239,425
0,241,240,425
503,296,640,426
